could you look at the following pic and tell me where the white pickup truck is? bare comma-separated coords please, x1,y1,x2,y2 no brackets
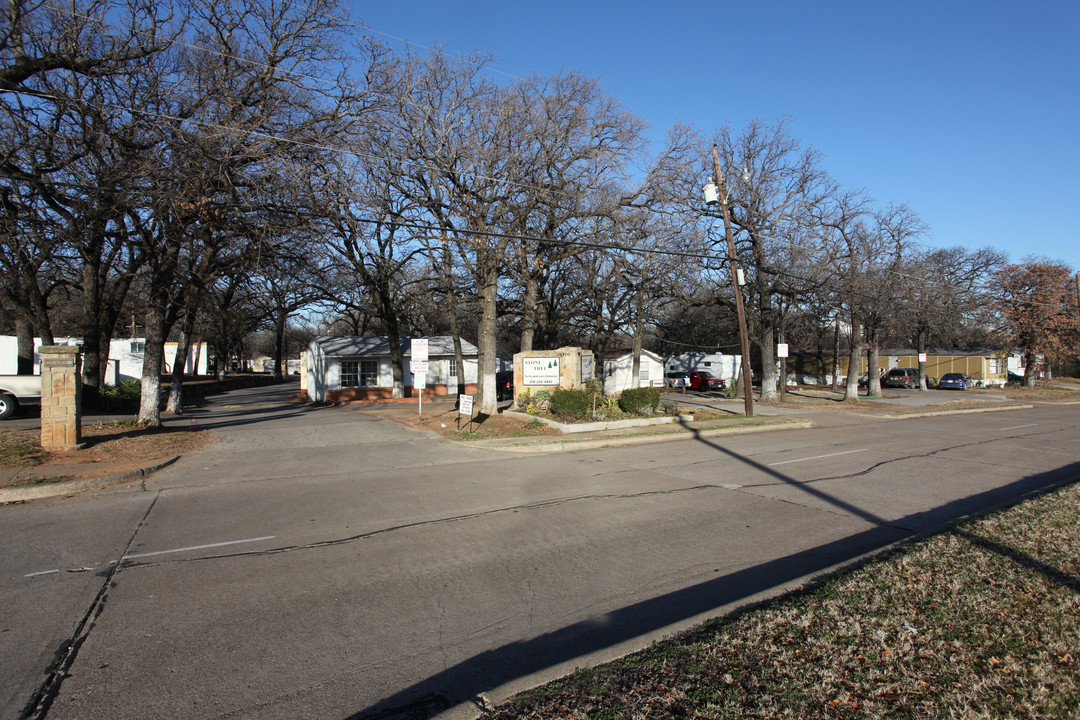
0,375,42,419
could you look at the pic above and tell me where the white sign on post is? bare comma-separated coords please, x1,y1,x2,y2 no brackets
918,353,927,363
411,339,428,418
410,360,428,375
777,343,789,358
459,394,473,416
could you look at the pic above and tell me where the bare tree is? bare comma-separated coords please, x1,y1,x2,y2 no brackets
1,0,173,92
904,245,1005,386
713,119,836,402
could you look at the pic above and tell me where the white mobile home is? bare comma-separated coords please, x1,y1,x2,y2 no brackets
0,336,208,381
664,352,741,382
305,336,479,402
602,349,666,394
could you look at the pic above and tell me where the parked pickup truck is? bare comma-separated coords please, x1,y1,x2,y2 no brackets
0,375,42,419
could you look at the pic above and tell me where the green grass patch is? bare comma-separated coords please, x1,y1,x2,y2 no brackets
483,480,1080,720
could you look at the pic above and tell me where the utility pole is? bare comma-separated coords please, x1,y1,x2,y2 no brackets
707,145,754,417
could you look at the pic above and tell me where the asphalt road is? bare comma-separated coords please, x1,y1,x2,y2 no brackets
2,382,1078,719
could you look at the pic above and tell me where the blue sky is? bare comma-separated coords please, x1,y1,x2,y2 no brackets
350,1,1079,271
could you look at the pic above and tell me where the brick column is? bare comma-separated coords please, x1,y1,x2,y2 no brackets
39,346,83,451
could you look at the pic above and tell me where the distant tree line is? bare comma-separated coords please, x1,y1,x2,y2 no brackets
2,0,1076,421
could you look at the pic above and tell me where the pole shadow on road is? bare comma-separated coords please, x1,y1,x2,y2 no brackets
350,421,1080,720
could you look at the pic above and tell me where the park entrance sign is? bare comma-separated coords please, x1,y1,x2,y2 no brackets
522,357,560,386
513,347,596,409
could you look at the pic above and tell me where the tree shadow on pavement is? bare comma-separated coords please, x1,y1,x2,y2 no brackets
347,426,1080,720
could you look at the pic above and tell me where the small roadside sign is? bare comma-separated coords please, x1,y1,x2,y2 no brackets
411,338,429,419
777,343,789,358
458,394,474,431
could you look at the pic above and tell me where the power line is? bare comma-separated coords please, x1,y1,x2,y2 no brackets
643,333,741,351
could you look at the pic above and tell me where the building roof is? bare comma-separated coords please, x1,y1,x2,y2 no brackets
602,348,665,362
310,336,478,357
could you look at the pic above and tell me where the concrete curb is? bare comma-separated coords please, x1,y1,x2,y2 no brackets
470,420,814,454
882,403,1035,420
0,456,180,504
501,409,691,434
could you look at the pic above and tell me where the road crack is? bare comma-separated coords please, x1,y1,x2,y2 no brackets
20,493,161,720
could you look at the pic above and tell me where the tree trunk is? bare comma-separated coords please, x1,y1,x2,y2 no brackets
272,309,286,382
866,325,881,397
166,311,197,414
758,324,779,403
476,274,499,414
520,272,539,353
1024,349,1038,387
844,315,863,402
138,299,168,427
15,318,34,375
80,260,104,389
831,317,841,390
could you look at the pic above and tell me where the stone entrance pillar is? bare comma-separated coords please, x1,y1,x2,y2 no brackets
39,346,83,451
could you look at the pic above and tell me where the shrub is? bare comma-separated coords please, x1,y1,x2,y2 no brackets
618,386,661,417
96,380,141,413
550,387,592,421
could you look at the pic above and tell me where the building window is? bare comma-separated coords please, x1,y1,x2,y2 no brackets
639,364,649,383
130,341,145,353
340,360,360,388
988,358,1003,374
360,359,377,386
448,358,457,378
341,359,378,388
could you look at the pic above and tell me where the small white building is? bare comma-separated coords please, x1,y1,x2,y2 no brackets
304,335,479,402
602,349,666,395
0,335,208,381
664,352,741,382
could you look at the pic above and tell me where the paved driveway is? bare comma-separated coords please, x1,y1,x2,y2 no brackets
3,384,1077,720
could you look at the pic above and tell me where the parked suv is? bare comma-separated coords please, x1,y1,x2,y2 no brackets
687,370,725,391
883,367,920,389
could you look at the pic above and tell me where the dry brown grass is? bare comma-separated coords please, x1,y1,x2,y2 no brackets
0,423,213,488
484,481,1080,720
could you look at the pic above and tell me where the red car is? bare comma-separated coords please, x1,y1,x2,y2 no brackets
687,370,725,391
